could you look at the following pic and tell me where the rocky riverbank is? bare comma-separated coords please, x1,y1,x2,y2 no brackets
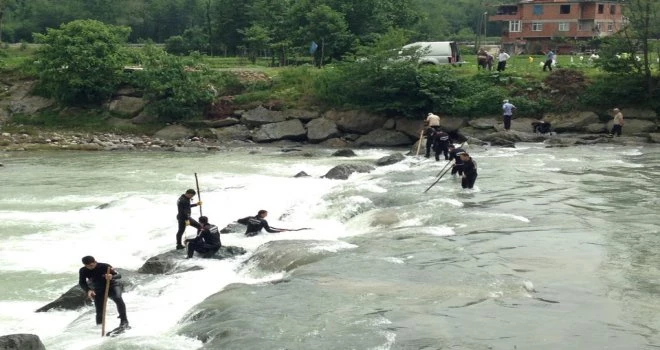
1,80,659,153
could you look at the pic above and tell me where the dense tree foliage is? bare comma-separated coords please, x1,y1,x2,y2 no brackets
0,0,505,60
33,19,130,104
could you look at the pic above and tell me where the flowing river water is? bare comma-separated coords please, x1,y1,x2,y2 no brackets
0,143,659,350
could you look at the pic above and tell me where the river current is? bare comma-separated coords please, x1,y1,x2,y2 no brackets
0,143,659,349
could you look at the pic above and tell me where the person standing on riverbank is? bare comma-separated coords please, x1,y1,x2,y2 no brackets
497,49,510,72
502,99,516,131
610,108,624,137
176,189,202,250
78,256,129,329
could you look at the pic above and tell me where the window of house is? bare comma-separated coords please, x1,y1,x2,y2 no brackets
610,5,616,15
560,5,571,14
578,22,585,31
607,22,614,32
533,5,543,15
509,20,521,32
598,4,604,14
559,22,570,31
532,22,543,32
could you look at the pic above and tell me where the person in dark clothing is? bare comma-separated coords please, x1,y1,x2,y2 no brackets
175,189,202,250
186,216,221,258
424,126,438,158
532,121,552,134
459,153,478,189
237,210,287,237
448,145,466,176
432,130,450,161
78,256,128,328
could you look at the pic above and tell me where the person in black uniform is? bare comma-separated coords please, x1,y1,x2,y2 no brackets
237,210,287,237
186,216,221,258
424,126,435,158
448,144,466,176
432,130,450,161
459,153,478,189
78,256,128,329
175,189,202,250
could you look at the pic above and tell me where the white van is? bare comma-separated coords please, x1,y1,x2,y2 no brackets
401,41,463,66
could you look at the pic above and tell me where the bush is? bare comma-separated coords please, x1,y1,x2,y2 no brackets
33,20,131,104
129,45,218,121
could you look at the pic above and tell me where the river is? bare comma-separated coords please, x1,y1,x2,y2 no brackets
1,143,659,349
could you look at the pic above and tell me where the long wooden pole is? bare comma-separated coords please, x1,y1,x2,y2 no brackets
194,173,202,216
100,266,111,337
424,161,454,193
415,129,425,156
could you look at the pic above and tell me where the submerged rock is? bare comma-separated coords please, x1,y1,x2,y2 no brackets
0,334,45,350
375,153,405,166
242,240,342,274
323,163,375,180
35,285,90,312
331,149,356,157
139,246,247,274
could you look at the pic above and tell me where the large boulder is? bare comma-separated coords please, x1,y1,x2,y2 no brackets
323,164,375,180
242,240,343,273
438,117,466,132
606,119,657,135
130,110,158,124
306,118,340,143
205,118,240,128
283,109,320,122
8,96,55,115
375,153,405,166
320,138,350,148
252,119,306,142
355,129,412,147
108,96,147,117
0,334,45,350
35,285,90,312
544,111,600,132
395,118,424,138
618,108,657,121
211,124,251,142
494,117,539,133
648,133,660,143
138,246,247,274
467,118,498,130
153,125,193,140
324,110,387,134
241,106,286,126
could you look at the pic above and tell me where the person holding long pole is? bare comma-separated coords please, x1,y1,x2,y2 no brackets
78,256,129,334
175,189,202,250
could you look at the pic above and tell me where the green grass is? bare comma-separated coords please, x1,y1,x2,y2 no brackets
0,44,38,73
6,109,159,135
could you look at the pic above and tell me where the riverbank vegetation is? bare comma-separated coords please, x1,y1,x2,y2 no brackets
0,0,659,134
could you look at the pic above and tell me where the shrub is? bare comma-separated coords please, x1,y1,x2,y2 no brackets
33,20,130,104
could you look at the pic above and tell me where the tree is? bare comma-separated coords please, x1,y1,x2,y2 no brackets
239,24,270,63
33,19,130,104
620,0,660,99
0,0,16,43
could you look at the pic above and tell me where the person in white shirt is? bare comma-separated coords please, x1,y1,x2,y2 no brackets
497,49,510,72
502,99,517,131
425,112,440,127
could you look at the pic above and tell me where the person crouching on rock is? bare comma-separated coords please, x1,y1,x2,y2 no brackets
238,210,287,237
186,216,221,259
78,256,129,329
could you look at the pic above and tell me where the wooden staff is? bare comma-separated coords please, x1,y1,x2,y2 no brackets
415,129,425,156
100,266,111,337
194,173,202,216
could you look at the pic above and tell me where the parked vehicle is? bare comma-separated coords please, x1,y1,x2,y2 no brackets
400,41,464,66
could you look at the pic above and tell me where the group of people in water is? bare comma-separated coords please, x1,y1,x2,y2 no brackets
424,113,478,190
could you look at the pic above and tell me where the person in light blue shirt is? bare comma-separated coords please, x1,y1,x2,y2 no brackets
502,99,517,131
543,50,556,71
